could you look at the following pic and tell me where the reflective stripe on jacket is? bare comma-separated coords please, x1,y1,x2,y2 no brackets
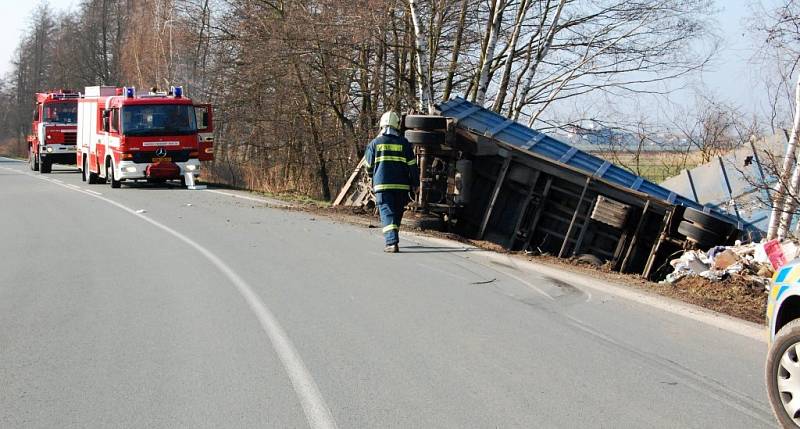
364,133,419,193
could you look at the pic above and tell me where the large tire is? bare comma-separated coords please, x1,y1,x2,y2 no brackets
677,220,721,246
405,130,445,145
39,158,51,174
81,157,87,182
87,159,99,184
766,318,800,428
682,207,735,236
107,160,121,188
404,115,447,131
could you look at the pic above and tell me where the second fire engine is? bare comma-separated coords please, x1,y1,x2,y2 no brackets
77,86,212,188
27,90,79,173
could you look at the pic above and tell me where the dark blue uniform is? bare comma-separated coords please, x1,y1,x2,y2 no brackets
364,131,419,246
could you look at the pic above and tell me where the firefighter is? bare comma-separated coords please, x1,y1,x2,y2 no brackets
364,111,419,253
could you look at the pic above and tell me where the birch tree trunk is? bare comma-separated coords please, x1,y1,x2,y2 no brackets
475,0,506,107
468,0,498,101
768,92,799,238
776,75,800,238
512,0,566,119
442,0,469,101
491,0,529,112
409,0,434,113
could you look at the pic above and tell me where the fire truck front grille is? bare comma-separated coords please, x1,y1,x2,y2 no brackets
132,149,191,164
63,133,76,144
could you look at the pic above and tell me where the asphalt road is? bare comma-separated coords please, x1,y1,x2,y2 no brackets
0,158,775,428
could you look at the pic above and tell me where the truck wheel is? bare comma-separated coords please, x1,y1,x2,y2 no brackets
405,130,446,145
677,220,721,246
404,115,447,131
682,208,735,236
86,159,99,184
39,159,51,174
81,158,87,182
107,161,121,189
766,318,800,428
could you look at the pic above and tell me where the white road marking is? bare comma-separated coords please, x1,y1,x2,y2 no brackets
0,162,338,429
52,179,63,183
205,189,292,207
82,188,103,196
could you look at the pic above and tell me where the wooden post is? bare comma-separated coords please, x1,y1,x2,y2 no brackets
478,156,512,239
619,200,650,273
506,170,541,249
522,176,552,252
558,177,591,258
333,158,366,206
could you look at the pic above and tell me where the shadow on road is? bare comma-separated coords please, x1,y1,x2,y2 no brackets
400,245,476,254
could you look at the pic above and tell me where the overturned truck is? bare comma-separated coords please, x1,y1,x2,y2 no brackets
335,98,758,280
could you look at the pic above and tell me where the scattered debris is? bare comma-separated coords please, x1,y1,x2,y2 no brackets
470,278,497,285
135,209,147,214
664,240,785,292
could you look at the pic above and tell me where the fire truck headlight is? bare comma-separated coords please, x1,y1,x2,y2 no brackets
185,164,197,171
46,147,53,153
124,166,137,173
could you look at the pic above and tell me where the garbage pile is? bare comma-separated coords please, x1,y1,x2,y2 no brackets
665,239,799,290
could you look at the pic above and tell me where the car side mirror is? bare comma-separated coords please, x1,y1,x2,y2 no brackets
103,117,109,132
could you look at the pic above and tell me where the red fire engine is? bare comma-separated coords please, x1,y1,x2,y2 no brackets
77,86,213,188
27,90,79,173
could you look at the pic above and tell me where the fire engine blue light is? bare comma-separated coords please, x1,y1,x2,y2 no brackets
173,86,183,98
125,87,135,98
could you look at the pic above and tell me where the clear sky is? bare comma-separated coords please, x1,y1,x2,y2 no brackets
0,0,774,119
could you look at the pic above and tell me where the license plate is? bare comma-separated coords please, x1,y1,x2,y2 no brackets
152,157,172,163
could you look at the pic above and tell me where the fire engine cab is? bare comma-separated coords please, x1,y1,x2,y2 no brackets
77,86,212,188
27,90,79,173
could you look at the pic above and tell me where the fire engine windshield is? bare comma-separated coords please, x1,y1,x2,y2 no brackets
122,104,197,136
43,102,77,124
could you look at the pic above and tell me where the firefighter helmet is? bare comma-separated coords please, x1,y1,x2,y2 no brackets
379,111,401,130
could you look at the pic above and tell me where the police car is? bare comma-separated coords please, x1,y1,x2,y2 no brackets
767,260,800,427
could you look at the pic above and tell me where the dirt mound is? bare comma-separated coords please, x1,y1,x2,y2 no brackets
668,276,767,324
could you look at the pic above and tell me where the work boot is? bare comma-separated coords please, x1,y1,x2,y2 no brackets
384,244,399,253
